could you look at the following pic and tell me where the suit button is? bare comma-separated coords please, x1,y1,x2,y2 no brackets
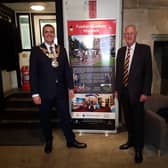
56,80,59,83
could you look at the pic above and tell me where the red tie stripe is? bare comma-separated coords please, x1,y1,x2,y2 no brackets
122,48,130,87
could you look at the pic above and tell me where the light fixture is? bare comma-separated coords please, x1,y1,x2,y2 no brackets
30,5,45,11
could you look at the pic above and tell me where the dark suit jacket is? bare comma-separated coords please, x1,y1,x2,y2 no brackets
115,43,152,104
29,43,74,99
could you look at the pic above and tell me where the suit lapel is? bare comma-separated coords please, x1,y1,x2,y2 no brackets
121,47,127,65
129,43,139,75
40,43,47,49
120,47,127,74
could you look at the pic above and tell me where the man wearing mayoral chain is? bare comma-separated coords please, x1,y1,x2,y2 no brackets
29,24,87,154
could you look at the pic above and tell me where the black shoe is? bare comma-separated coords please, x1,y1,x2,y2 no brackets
119,142,133,150
67,140,87,148
135,150,143,163
44,138,53,154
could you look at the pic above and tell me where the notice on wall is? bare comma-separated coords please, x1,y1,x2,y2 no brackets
68,20,116,127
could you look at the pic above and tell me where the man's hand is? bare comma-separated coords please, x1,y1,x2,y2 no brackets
114,91,118,99
139,94,148,102
69,89,75,99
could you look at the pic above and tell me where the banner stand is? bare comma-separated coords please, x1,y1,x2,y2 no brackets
63,0,122,134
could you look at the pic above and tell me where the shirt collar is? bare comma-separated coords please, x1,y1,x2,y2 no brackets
127,42,136,51
44,42,55,48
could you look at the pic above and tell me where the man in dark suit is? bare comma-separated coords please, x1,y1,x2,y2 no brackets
115,25,152,163
29,24,87,154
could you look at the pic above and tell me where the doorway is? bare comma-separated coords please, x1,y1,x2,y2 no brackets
154,40,168,95
0,1,56,91
0,1,58,124
0,1,56,110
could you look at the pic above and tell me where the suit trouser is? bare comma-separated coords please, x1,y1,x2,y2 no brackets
120,87,144,150
39,96,75,143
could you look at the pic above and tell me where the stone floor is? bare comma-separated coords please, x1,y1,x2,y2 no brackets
0,130,168,168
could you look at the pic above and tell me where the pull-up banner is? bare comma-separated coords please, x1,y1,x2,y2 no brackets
68,20,117,131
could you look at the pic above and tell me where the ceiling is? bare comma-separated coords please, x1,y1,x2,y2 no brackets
1,0,54,2
2,1,55,13
3,0,168,13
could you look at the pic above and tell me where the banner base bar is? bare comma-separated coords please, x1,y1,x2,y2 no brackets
73,129,117,135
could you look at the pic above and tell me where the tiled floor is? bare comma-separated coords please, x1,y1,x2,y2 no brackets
0,130,168,168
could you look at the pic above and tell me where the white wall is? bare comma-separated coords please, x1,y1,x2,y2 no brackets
2,71,17,92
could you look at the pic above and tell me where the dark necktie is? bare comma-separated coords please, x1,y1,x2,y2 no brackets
122,47,131,87
49,46,54,53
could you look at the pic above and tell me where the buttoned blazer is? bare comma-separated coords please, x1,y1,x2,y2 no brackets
115,43,152,104
29,43,74,99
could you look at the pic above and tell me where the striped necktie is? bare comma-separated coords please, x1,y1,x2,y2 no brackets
122,47,131,87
